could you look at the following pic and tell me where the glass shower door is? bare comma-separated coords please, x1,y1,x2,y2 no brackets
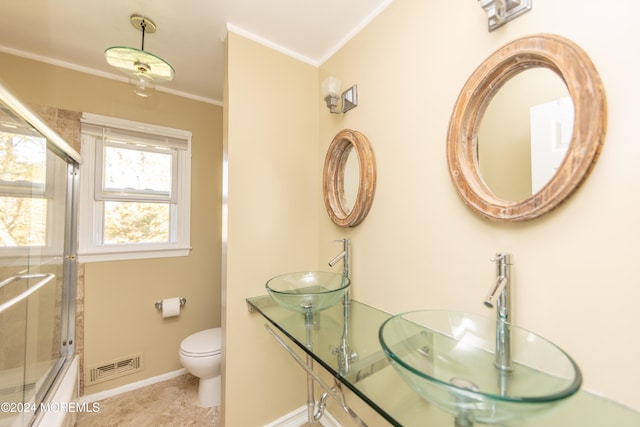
0,93,77,426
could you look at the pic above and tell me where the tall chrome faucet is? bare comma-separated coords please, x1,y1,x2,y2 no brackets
484,253,512,372
328,238,350,303
328,238,357,372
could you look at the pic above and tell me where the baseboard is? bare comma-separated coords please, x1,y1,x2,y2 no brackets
264,405,341,427
79,368,188,403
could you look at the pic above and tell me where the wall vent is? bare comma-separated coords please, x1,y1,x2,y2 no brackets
87,352,144,385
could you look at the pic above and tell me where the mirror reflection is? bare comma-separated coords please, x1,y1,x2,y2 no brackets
343,147,360,214
478,69,573,201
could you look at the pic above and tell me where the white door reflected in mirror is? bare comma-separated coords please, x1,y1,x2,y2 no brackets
530,97,574,194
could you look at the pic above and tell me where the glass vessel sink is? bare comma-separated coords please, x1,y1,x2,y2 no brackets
265,271,350,314
379,310,582,426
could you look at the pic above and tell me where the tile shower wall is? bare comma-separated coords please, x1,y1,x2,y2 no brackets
31,105,86,395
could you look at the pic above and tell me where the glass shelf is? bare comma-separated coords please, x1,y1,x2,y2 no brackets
247,295,640,426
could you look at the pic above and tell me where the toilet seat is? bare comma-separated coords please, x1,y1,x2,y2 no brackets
180,328,222,358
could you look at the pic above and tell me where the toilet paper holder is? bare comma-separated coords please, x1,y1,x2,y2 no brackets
155,297,187,310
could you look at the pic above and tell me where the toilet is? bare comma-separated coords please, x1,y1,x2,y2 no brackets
179,327,222,407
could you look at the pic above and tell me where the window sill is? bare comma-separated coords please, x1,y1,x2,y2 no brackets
78,246,191,263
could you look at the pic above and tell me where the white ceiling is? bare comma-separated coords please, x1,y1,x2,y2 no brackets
0,0,392,105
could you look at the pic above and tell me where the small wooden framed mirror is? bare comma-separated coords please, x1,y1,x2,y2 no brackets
323,129,376,227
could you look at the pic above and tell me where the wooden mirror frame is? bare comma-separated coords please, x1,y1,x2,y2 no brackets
447,34,607,221
323,129,377,227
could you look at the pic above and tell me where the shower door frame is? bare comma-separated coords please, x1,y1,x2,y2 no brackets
0,83,81,426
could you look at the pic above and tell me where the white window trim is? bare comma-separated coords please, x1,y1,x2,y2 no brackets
78,113,192,263
0,154,68,260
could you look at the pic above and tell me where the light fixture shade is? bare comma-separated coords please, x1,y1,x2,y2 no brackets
129,74,156,97
105,46,175,82
322,76,342,97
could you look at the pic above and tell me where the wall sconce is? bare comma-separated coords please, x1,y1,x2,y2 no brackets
478,0,532,31
322,76,358,114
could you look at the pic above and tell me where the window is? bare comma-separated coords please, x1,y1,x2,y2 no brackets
0,123,68,258
0,131,49,248
79,113,191,262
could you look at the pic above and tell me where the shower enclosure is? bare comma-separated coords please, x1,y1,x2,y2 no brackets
0,84,80,426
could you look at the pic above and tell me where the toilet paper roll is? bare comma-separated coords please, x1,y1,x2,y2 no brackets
162,297,181,318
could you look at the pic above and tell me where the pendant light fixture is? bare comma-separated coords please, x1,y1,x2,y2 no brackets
105,14,175,97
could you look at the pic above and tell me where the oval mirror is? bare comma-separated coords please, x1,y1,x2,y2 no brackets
447,34,606,221
323,129,376,227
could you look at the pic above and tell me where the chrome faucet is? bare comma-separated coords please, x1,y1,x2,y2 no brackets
484,253,512,372
328,238,357,372
328,238,350,302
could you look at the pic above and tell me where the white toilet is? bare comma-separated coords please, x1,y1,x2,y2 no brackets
179,327,222,407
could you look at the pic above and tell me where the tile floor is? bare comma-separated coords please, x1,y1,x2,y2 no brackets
75,374,221,426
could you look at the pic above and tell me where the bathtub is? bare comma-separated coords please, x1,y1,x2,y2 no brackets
31,356,79,427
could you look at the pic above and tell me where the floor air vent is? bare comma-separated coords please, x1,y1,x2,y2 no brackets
87,353,144,385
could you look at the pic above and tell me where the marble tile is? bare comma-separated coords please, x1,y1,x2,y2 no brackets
76,374,220,426
76,263,85,395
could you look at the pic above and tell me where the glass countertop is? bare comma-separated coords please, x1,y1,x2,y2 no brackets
247,295,640,427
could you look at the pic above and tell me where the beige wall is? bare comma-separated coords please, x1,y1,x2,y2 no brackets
225,0,640,425
318,0,640,413
0,52,223,393
223,32,320,425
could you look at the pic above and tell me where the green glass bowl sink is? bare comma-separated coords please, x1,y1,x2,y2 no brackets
379,310,582,426
265,271,350,314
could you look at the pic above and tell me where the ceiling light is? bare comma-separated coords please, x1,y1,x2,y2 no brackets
105,14,175,97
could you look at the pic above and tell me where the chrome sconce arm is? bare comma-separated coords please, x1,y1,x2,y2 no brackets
478,0,532,31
